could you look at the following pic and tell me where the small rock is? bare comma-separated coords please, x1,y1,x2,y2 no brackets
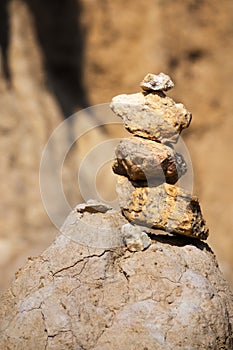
110,92,191,144
140,72,174,92
121,223,151,252
116,176,209,240
112,136,187,184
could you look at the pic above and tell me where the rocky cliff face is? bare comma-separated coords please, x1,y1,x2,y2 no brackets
0,0,233,292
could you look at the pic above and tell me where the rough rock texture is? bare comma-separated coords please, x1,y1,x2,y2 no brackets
117,176,209,240
110,75,210,244
0,208,232,349
113,136,187,184
110,92,192,144
1,0,233,293
61,200,127,248
80,0,233,285
121,223,151,252
140,72,175,92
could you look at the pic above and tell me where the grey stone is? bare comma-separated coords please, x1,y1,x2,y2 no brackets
140,72,174,92
75,200,112,214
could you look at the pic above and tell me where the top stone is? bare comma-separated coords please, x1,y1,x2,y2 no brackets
110,72,192,144
140,73,174,92
110,91,192,144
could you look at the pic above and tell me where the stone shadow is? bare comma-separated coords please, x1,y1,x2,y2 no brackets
148,230,213,253
24,0,89,117
0,0,10,81
0,0,88,116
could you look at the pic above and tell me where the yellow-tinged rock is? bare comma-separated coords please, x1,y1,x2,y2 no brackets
116,176,209,240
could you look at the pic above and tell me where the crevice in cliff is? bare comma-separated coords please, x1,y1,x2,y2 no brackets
0,0,11,81
24,0,89,118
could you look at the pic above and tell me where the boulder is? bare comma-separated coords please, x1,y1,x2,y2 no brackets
0,207,232,349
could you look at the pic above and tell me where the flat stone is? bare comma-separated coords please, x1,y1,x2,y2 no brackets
112,137,187,184
140,72,174,92
110,92,191,144
76,200,112,214
116,176,209,240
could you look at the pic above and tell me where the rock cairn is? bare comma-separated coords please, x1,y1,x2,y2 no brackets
110,73,209,250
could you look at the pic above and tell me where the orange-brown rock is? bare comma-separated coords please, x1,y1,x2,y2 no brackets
116,176,209,240
112,136,187,184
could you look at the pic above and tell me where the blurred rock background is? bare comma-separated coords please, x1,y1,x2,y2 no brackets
0,0,233,292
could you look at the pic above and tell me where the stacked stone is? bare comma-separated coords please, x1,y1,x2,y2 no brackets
110,73,209,249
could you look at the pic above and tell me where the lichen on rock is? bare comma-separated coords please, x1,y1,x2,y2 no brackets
116,176,209,240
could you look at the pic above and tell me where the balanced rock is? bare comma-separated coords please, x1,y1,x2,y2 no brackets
1,72,230,350
110,88,191,144
116,176,209,240
140,72,175,92
112,136,187,184
111,73,209,241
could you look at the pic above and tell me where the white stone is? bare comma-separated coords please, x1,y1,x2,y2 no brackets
121,223,151,251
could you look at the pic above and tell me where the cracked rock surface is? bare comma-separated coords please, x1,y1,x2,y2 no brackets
0,208,232,349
